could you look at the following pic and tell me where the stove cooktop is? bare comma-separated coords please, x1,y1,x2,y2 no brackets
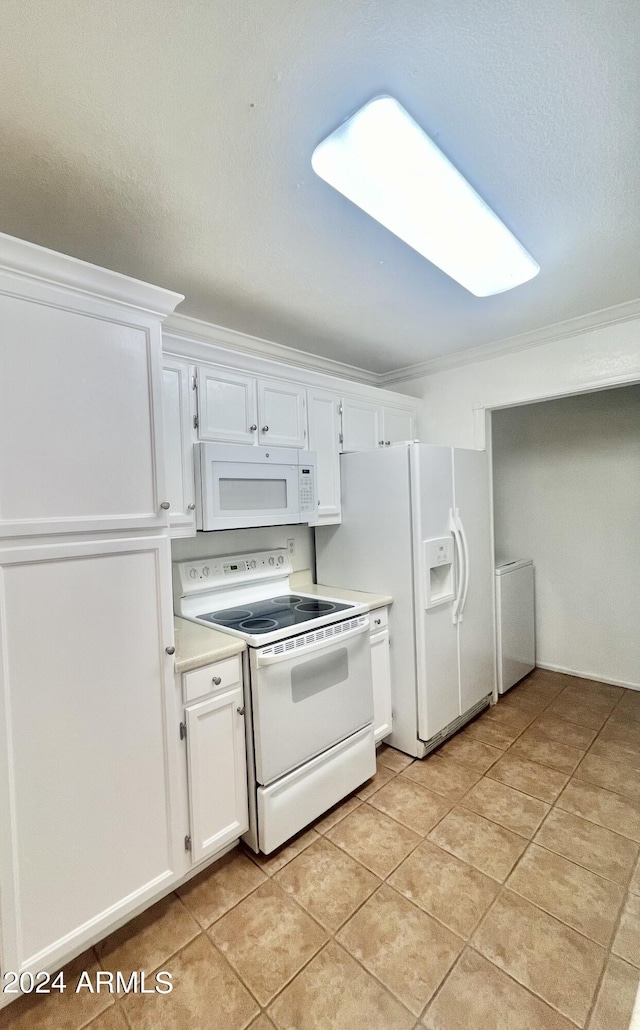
197,594,354,635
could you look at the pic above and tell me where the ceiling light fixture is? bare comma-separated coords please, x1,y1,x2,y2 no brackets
311,95,539,297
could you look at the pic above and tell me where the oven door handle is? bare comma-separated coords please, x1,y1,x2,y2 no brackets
253,619,370,667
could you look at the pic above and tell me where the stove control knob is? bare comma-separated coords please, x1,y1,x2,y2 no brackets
268,557,275,566
202,566,210,577
249,560,257,569
189,568,198,579
277,555,285,565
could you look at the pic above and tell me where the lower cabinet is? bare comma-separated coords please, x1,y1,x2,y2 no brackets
180,656,249,865
370,607,392,743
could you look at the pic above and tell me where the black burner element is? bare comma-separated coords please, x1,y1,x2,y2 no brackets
197,593,354,635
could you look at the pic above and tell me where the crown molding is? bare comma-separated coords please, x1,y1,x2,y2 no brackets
377,297,640,385
163,311,381,386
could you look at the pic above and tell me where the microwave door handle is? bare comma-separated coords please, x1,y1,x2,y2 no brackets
254,620,370,667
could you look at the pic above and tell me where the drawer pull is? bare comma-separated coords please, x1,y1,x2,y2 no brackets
374,618,381,626
212,675,222,685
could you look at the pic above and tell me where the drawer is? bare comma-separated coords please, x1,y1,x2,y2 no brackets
369,607,389,632
183,654,242,704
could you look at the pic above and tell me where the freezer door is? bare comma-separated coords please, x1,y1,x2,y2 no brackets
453,448,496,712
411,444,459,742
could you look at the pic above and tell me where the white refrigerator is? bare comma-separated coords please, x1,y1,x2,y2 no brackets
316,442,496,758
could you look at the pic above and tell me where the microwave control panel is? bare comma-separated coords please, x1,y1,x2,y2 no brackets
298,465,316,513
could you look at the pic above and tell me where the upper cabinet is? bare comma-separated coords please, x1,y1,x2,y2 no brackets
196,367,306,448
162,358,197,536
382,405,416,446
307,389,342,524
341,399,416,452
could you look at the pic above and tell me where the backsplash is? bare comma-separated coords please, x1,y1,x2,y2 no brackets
170,524,315,575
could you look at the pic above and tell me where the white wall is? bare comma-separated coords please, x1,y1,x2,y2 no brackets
492,386,640,689
171,524,314,574
400,314,640,448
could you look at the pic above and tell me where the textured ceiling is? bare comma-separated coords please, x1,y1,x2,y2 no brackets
1,0,639,374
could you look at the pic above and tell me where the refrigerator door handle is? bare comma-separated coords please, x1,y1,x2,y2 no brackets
457,509,470,622
449,509,463,625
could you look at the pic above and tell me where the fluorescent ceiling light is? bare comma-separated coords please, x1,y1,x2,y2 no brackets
311,95,539,297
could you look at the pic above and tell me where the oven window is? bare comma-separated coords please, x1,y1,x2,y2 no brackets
219,477,288,511
291,648,349,702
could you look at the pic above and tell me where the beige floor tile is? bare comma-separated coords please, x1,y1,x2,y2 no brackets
0,950,112,1030
267,941,414,1030
556,779,640,842
589,736,640,772
559,687,620,715
178,847,267,928
273,837,379,932
630,856,640,895
123,934,258,1030
534,807,639,886
462,720,515,750
95,893,200,978
482,704,538,732
245,827,319,876
336,884,462,1016
546,698,609,731
505,674,566,704
325,802,420,878
599,718,640,753
84,1008,129,1030
588,954,639,1030
509,734,583,774
377,745,414,772
507,843,624,945
526,714,598,750
428,807,527,881
560,677,624,703
472,890,606,1026
486,752,569,803
461,777,550,838
499,688,549,714
614,693,640,723
612,892,640,967
367,776,452,835
574,751,640,802
355,764,396,800
312,795,361,834
422,947,575,1030
209,879,327,1006
435,734,503,773
248,1017,277,1030
388,840,498,937
401,753,482,800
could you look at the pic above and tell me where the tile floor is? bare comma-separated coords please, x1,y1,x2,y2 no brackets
2,669,640,1030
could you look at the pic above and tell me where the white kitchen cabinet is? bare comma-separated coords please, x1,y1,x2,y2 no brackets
341,397,382,452
162,358,197,536
183,661,249,864
197,366,258,444
257,379,307,448
382,406,416,446
370,607,392,743
0,534,181,976
307,389,342,524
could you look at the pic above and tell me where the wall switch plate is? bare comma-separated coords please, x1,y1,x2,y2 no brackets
287,538,295,555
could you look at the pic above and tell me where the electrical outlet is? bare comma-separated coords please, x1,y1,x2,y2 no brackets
287,538,295,556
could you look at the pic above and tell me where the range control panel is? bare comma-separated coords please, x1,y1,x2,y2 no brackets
174,549,292,597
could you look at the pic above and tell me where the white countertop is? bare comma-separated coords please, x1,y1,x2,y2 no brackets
174,616,245,674
293,579,393,612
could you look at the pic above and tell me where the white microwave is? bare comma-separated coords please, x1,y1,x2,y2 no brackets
195,443,317,531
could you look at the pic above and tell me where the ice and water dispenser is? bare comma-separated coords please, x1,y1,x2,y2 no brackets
423,537,455,608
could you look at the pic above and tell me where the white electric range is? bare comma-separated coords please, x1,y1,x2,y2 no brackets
173,549,376,854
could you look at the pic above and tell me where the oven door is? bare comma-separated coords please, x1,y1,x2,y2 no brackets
196,443,301,530
249,617,373,785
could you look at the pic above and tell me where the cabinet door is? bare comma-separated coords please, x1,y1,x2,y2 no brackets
0,296,169,536
197,366,258,444
162,358,196,536
0,535,180,975
307,389,341,524
258,379,307,448
371,622,392,743
341,398,382,452
382,406,416,446
185,685,249,864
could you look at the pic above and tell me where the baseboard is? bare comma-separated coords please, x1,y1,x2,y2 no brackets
536,662,640,692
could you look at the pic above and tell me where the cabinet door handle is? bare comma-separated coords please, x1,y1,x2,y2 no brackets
262,425,269,432
237,705,245,715
378,440,384,446
165,646,176,655
160,501,171,510
385,440,391,446
249,424,257,431
187,502,196,510
212,675,222,685
374,618,381,626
